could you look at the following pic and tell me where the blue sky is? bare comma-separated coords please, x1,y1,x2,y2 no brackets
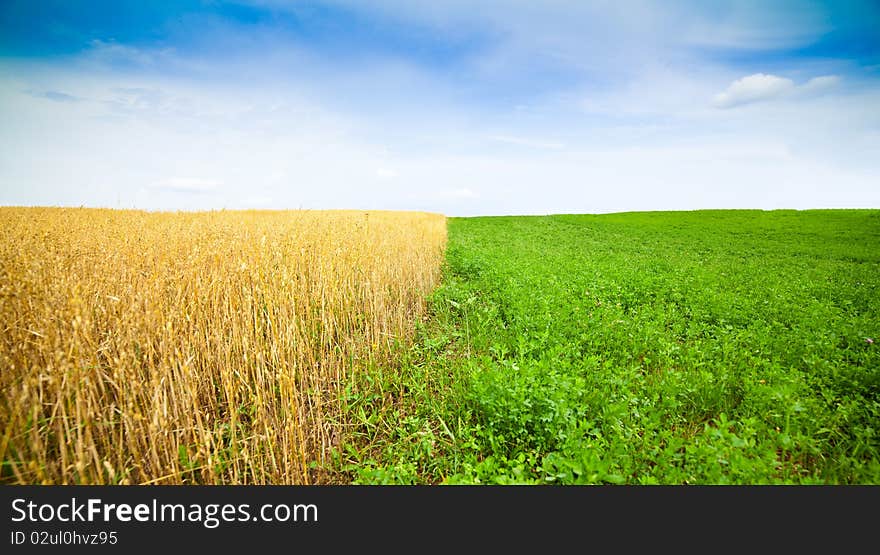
1,1,878,215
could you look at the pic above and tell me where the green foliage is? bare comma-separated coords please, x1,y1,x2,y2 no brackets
342,210,880,484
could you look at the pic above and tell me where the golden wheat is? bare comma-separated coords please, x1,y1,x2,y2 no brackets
0,207,446,484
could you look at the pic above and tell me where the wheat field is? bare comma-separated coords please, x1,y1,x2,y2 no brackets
0,207,446,484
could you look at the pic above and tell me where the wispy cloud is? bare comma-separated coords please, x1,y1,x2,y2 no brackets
27,90,81,103
713,73,841,109
85,39,176,68
800,75,841,95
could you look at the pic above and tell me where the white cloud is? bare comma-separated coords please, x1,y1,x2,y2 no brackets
85,39,175,67
148,177,221,193
713,73,841,109
2,58,876,216
800,75,841,94
712,73,795,109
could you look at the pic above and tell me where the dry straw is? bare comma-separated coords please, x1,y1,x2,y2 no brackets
0,207,446,484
